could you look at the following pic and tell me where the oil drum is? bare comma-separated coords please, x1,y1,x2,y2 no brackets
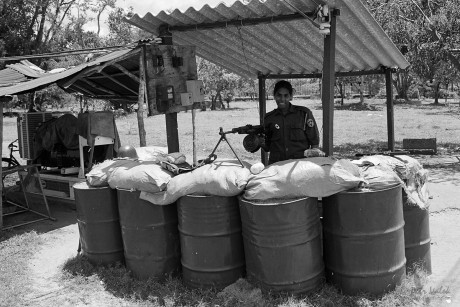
403,193,432,274
322,184,406,296
117,189,181,280
238,197,324,294
177,195,245,289
74,182,124,265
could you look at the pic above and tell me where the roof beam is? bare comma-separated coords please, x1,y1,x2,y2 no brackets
264,69,385,79
112,63,140,83
163,11,317,32
81,78,119,96
87,70,140,80
61,48,140,89
100,71,138,95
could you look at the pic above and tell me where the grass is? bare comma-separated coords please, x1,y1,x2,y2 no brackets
0,98,458,306
110,98,460,164
60,255,448,307
2,98,459,164
0,231,43,307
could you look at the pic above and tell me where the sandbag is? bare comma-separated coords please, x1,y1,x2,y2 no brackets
140,159,251,205
354,155,430,208
86,159,133,187
108,160,173,193
359,164,404,190
135,146,186,164
243,157,364,200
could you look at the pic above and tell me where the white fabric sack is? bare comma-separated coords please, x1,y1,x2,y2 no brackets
140,159,251,205
243,157,364,200
135,146,167,162
86,159,133,187
108,160,173,193
359,164,404,190
354,155,430,208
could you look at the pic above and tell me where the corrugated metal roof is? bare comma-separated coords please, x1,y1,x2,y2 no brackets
0,48,135,96
7,60,45,78
127,0,409,78
0,68,29,87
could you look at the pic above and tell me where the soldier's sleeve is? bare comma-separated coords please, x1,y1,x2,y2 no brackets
304,109,320,146
263,116,272,151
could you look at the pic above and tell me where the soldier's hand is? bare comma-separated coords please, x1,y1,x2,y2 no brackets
304,148,326,158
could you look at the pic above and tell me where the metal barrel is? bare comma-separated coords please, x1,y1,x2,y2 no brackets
238,197,324,294
73,182,124,265
322,184,406,296
177,195,245,289
117,189,181,280
402,191,432,274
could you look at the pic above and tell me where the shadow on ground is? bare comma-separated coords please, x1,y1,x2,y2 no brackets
1,187,77,241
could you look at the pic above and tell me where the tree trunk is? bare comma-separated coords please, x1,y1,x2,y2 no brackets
210,95,217,110
35,1,49,50
434,83,441,105
392,70,409,101
359,76,364,104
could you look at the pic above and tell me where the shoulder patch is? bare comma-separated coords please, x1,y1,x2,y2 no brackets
293,105,310,113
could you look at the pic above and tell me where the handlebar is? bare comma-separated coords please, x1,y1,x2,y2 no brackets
8,139,18,149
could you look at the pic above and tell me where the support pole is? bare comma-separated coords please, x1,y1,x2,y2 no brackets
258,75,267,165
385,68,395,151
166,113,180,153
0,100,3,228
321,10,338,156
192,109,197,165
137,45,147,147
159,24,180,153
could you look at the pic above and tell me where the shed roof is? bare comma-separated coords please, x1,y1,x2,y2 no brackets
0,48,135,97
0,60,45,87
126,0,409,78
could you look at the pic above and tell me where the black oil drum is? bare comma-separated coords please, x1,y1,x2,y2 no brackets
322,184,406,296
117,189,181,280
238,197,324,294
177,195,245,289
74,182,124,265
403,195,432,274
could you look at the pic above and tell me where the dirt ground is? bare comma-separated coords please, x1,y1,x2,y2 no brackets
2,156,460,307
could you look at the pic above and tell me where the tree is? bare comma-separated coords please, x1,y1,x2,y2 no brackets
197,58,240,110
365,0,460,103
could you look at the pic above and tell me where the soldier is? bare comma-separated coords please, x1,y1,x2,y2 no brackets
260,80,323,164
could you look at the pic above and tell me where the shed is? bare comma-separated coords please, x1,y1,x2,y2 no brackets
126,0,410,161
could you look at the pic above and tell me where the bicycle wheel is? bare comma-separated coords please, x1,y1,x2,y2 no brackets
2,157,20,170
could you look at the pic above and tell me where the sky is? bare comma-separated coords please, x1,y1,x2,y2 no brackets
117,0,238,16
88,0,238,35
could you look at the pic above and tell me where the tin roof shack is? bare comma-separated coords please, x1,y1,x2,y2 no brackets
126,0,410,162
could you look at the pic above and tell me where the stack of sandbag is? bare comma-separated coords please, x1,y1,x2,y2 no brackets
353,155,429,208
135,146,186,164
243,157,364,201
86,159,174,193
86,159,134,187
140,159,251,205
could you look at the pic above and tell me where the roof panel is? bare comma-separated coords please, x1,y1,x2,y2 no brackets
126,0,409,77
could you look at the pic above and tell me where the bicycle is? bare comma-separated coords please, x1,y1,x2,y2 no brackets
2,139,21,173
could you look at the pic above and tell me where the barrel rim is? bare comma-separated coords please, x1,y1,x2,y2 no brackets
238,195,313,206
336,183,402,195
116,188,137,192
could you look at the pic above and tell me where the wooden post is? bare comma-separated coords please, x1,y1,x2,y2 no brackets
258,74,267,165
166,112,179,153
321,10,338,156
137,45,147,147
192,109,197,165
0,101,3,228
385,68,395,151
159,24,181,153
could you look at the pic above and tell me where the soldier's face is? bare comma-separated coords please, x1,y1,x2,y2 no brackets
275,87,292,110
